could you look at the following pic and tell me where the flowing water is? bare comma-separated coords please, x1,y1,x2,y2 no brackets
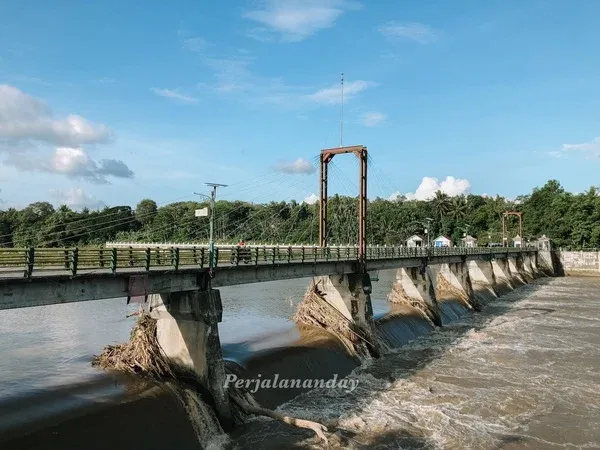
1,273,599,449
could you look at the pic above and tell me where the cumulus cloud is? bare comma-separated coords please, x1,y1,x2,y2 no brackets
0,84,111,147
244,0,360,42
151,87,198,104
0,85,133,183
303,193,319,204
360,111,386,127
390,176,471,201
50,188,105,210
51,147,133,183
378,21,438,44
274,158,316,174
308,80,376,104
4,146,133,184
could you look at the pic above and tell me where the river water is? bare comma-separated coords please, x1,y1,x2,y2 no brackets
1,273,599,449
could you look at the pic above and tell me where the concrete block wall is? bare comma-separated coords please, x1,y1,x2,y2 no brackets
557,251,600,275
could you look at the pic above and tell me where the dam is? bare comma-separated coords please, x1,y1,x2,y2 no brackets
2,246,590,449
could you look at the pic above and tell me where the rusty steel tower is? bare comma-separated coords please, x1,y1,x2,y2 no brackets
318,145,368,270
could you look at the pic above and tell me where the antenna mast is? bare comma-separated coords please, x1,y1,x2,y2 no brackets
340,73,344,147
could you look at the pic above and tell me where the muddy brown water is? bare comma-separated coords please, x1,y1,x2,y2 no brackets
1,273,599,449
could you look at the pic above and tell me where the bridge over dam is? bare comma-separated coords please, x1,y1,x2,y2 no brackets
0,245,549,310
0,243,555,429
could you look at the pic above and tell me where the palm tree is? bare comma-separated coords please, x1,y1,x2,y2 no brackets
432,190,451,221
449,196,468,221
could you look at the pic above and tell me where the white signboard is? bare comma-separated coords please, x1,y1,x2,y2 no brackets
195,207,209,217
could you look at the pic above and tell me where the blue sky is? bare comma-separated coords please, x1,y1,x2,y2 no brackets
1,0,600,210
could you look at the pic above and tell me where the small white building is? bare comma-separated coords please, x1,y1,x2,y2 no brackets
406,235,423,247
512,235,522,248
536,234,551,250
433,235,452,247
461,235,477,248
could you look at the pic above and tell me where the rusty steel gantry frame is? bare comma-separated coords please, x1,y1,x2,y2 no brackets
502,211,523,247
318,145,368,270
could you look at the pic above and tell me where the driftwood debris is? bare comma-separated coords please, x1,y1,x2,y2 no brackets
93,313,333,444
92,314,174,379
293,280,378,358
230,393,329,444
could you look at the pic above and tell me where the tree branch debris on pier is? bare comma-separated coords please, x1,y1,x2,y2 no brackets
293,280,379,359
92,313,333,444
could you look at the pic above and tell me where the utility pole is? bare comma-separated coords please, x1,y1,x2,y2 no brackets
195,182,227,273
340,73,344,147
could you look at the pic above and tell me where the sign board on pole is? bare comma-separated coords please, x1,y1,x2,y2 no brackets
195,207,209,217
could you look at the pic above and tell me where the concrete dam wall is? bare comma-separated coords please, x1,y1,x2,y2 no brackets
556,250,600,276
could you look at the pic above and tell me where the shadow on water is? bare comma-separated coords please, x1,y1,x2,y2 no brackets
1,387,201,450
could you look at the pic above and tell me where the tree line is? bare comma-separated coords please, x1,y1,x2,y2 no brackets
0,180,598,249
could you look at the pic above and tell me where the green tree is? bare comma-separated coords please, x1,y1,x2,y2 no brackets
135,199,158,226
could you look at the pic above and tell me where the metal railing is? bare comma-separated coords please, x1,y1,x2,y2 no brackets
0,245,534,279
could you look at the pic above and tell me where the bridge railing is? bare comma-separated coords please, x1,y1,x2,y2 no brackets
0,245,534,278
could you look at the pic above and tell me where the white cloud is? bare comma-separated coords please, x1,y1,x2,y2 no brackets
560,136,600,158
274,158,316,174
0,84,111,146
303,193,319,204
360,111,386,127
151,87,198,104
243,0,359,42
0,85,133,183
51,188,105,210
400,176,471,201
5,146,134,184
378,21,438,44
308,80,376,104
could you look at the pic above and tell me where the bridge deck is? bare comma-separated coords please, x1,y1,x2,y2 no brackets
0,246,535,310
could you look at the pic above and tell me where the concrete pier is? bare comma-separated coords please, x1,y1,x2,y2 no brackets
492,258,514,295
148,281,232,428
388,266,442,327
467,259,498,304
313,273,374,330
508,256,527,286
518,253,535,281
438,262,476,310
310,272,381,356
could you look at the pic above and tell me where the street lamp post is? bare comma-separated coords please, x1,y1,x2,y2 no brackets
195,182,227,273
424,217,433,247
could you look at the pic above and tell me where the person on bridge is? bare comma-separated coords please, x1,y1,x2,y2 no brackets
238,239,246,247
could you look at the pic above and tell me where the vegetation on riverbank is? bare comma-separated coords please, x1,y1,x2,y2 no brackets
1,180,598,249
